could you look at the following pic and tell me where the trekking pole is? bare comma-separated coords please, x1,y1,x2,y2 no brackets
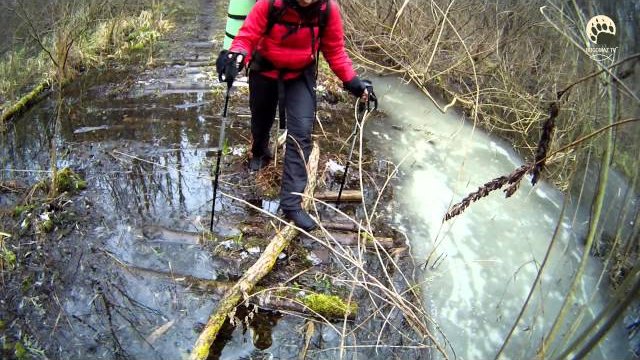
210,81,232,232
336,87,377,206
335,109,360,206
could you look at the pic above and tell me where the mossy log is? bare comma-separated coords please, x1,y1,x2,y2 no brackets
124,263,357,321
0,80,50,126
190,142,323,360
187,278,357,321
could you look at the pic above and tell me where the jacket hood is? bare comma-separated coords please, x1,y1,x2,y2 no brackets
285,0,324,18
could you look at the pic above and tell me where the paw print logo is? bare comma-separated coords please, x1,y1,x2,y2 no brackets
586,15,617,47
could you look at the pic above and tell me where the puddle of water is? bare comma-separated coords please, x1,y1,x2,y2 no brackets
0,63,270,355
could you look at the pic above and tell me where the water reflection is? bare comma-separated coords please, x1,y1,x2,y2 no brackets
0,72,256,358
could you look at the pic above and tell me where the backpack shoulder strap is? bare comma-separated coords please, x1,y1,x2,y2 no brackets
318,0,330,38
264,0,330,36
264,0,287,36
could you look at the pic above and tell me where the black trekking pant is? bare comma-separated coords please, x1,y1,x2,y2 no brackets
249,68,316,210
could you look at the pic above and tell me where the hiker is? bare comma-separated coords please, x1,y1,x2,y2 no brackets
216,0,376,231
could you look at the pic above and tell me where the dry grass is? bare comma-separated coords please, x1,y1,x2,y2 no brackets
339,0,639,357
0,1,176,124
254,156,283,198
340,0,638,189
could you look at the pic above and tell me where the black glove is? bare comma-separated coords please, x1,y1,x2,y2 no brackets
215,50,245,85
343,76,366,97
215,50,229,78
344,77,378,110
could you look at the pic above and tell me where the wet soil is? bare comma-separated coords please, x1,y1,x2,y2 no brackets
0,0,428,359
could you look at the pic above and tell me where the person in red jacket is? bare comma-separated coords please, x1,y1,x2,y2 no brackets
216,0,375,231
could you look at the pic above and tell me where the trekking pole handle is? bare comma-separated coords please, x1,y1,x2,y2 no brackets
361,80,377,112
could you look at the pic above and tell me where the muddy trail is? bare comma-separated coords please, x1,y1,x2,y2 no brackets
0,0,429,359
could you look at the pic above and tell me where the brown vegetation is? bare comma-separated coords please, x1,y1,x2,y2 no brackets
341,0,639,187
340,0,639,357
0,0,174,126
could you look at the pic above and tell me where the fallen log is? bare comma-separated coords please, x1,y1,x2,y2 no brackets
121,261,356,321
1,80,50,126
320,221,359,232
251,290,356,321
314,190,362,203
0,180,28,193
191,142,345,360
185,280,356,321
327,232,397,249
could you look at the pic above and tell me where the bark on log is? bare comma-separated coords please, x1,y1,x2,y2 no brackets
314,190,362,203
328,232,397,249
320,221,359,232
190,143,322,360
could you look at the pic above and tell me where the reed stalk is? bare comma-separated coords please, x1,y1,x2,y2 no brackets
539,73,617,358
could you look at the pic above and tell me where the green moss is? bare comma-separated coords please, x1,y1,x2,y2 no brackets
39,219,54,233
194,345,210,360
76,180,87,190
14,342,27,359
301,293,357,319
13,205,34,217
242,237,270,249
1,248,17,270
21,275,33,293
360,231,375,243
54,167,87,194
3,341,14,352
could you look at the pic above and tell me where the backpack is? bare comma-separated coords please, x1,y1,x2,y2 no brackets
264,0,331,41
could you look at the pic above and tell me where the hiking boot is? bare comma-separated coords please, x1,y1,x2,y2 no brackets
283,209,317,231
249,147,273,171
249,154,272,171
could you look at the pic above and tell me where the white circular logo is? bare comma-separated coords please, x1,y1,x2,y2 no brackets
586,15,616,45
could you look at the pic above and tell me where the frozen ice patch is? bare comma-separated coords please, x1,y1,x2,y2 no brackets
325,159,345,175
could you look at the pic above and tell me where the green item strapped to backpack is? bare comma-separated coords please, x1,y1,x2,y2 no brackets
223,0,255,50
223,0,330,50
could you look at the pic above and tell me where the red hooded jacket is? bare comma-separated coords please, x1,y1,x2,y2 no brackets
229,0,357,82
